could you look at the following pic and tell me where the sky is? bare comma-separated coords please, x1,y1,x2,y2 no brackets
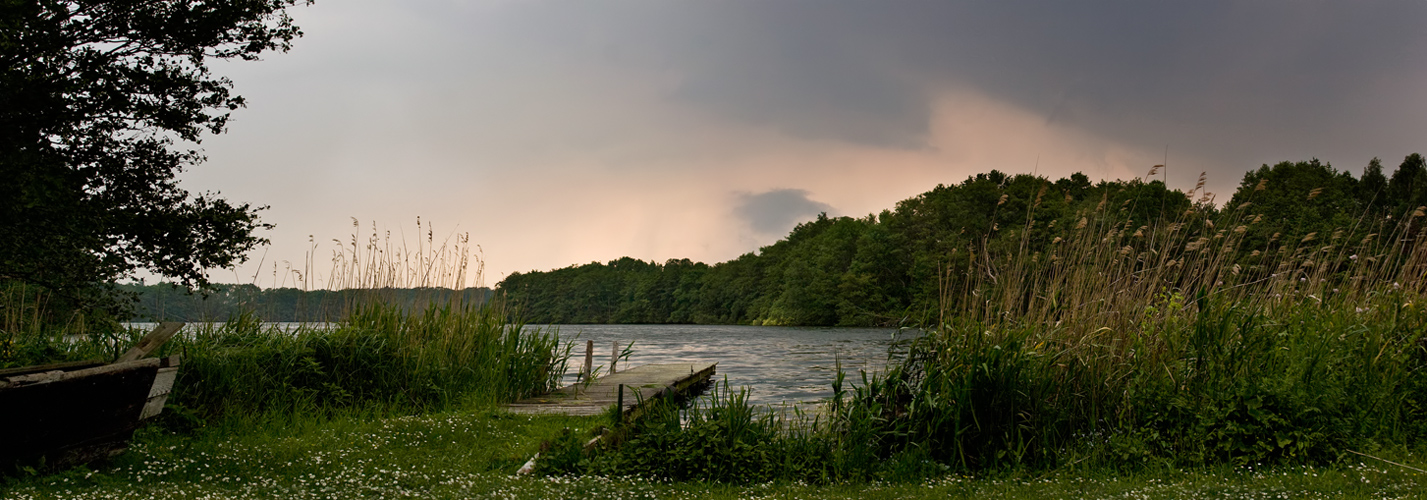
176,1,1427,290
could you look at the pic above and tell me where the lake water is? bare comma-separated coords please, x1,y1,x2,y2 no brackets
538,324,917,408
127,322,918,408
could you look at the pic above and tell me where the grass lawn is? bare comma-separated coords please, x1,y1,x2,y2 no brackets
4,406,1425,500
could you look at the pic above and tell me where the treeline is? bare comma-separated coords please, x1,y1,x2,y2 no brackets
498,154,1427,326
123,283,493,322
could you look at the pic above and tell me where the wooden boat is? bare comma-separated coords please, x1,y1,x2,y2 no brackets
0,322,183,470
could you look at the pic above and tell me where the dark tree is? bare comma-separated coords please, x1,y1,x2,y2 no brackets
1,0,309,313
1360,157,1388,209
1387,153,1427,214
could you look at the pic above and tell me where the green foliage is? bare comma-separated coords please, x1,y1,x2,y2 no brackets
165,302,566,424
500,157,1427,329
535,158,1427,481
499,171,1203,326
0,0,309,315
120,282,494,322
4,299,569,427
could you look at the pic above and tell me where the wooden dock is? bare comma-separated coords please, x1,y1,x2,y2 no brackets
504,362,717,417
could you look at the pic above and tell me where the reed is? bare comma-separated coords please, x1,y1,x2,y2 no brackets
161,219,567,425
4,218,571,431
161,301,565,425
848,172,1427,470
560,173,1427,481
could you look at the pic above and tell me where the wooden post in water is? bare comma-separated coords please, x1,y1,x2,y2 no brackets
582,340,594,382
617,383,624,419
610,341,619,374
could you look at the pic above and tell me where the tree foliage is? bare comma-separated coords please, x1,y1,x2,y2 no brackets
0,0,308,315
498,156,1424,327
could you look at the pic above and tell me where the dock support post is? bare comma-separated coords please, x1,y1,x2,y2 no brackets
611,341,619,374
582,340,594,382
617,383,624,420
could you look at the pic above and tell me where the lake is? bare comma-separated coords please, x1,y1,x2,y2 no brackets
127,322,917,408
538,324,917,408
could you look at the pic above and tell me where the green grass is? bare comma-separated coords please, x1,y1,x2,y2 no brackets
2,405,1424,499
6,209,1427,495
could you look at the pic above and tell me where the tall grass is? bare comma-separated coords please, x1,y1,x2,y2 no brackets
3,219,571,430
557,173,1427,482
849,173,1427,470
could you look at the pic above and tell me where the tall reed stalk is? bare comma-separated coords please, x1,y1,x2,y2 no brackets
4,218,571,430
564,172,1427,481
855,172,1427,469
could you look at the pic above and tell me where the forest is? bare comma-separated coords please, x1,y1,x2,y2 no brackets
124,283,493,322
496,154,1427,326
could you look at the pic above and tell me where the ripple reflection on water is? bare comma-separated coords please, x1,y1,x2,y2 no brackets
542,324,918,408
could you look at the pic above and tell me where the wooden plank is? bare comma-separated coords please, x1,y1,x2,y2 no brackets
0,358,161,469
504,362,716,417
115,322,184,363
0,359,105,378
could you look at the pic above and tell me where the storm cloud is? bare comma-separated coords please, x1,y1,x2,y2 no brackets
735,189,835,236
469,1,1427,158
173,1,1427,284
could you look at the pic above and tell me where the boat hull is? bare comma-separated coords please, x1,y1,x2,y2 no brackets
0,355,181,470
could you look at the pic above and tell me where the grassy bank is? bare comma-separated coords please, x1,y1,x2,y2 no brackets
537,182,1427,482
2,405,1423,499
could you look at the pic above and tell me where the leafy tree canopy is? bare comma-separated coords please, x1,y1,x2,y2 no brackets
1,0,309,314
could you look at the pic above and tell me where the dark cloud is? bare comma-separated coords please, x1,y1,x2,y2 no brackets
735,189,834,235
482,1,1427,167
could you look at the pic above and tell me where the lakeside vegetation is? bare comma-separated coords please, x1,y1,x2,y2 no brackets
499,155,1427,327
119,283,494,323
11,0,1422,496
521,156,1427,483
6,158,1427,497
7,406,1422,499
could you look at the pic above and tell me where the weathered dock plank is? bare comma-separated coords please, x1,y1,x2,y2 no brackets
504,362,716,417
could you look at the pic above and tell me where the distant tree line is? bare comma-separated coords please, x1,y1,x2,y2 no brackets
124,283,493,322
497,154,1427,327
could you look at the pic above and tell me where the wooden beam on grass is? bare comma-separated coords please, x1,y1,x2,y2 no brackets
115,322,184,363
